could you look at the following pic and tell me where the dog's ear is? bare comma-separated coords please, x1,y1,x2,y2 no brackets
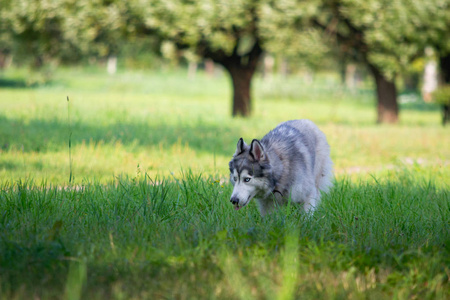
250,139,266,161
234,138,247,156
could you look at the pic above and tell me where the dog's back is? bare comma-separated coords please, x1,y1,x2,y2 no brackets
281,120,333,193
261,119,333,211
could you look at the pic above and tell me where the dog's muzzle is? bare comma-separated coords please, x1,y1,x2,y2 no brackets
230,197,239,205
230,196,243,210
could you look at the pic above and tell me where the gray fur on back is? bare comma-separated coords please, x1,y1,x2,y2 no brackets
229,119,333,216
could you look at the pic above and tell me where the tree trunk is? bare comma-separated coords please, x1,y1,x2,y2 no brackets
225,65,254,117
345,64,357,90
278,57,288,78
0,52,12,69
443,105,449,126
187,61,197,80
34,55,44,69
369,65,399,123
439,54,450,126
204,59,215,77
212,42,262,117
439,54,450,83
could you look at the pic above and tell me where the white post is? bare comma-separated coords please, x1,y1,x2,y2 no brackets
107,56,117,75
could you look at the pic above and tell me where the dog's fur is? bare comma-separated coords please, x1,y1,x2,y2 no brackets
228,119,333,216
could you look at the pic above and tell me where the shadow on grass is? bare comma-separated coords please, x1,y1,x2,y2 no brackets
400,101,441,112
0,114,239,162
0,78,31,89
398,92,441,112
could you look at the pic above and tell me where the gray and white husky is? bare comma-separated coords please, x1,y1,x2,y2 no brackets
228,119,333,216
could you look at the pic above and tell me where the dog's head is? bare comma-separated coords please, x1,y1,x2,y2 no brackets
228,138,273,210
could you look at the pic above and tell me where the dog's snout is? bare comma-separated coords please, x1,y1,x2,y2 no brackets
230,197,239,205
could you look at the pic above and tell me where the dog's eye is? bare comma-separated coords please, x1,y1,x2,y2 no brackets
244,178,251,183
233,177,237,181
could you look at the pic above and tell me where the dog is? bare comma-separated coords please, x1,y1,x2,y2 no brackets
228,119,333,216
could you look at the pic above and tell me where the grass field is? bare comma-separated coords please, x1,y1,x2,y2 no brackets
0,67,449,299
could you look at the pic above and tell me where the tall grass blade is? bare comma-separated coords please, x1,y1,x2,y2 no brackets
64,259,87,300
67,96,73,184
277,229,300,300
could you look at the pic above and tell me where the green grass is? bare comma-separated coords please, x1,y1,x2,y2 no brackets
0,66,449,299
0,173,448,299
0,67,448,185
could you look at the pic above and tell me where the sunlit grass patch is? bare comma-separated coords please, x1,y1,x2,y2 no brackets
0,69,448,185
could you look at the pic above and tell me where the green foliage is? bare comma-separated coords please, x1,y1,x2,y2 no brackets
259,0,331,69
0,0,146,67
141,0,260,54
0,0,70,66
433,85,450,105
2,0,448,88
310,0,450,79
63,0,144,58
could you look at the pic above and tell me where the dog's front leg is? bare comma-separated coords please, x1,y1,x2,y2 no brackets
256,192,285,217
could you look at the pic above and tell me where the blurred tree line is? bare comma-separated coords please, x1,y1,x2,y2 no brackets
0,0,449,123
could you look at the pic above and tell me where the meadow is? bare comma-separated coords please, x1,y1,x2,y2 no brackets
0,66,449,299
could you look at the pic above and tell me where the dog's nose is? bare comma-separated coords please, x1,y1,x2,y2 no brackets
230,197,239,205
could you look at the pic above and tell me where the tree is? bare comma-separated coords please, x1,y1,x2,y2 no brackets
0,0,14,69
0,22,13,69
427,2,450,84
137,0,265,117
64,0,151,71
0,0,146,72
0,0,73,68
261,0,446,123
259,0,330,71
308,1,407,122
433,14,450,125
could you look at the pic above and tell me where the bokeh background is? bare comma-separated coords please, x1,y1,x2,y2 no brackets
0,0,449,183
